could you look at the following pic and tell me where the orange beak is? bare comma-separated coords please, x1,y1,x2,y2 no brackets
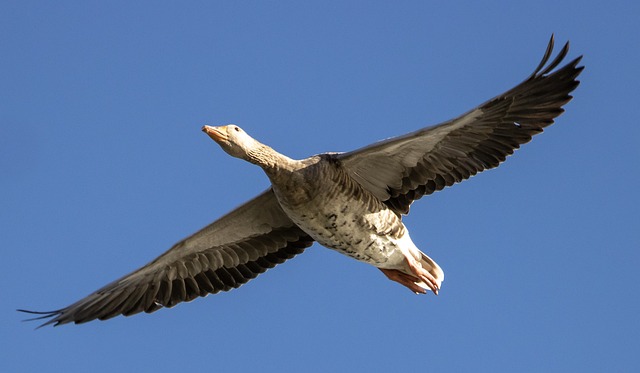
202,125,228,142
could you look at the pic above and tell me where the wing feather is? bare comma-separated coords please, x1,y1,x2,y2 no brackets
338,35,583,214
20,189,313,327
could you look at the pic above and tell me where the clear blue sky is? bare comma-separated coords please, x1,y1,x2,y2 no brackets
2,1,638,372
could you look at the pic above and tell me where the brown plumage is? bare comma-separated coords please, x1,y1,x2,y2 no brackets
20,36,583,327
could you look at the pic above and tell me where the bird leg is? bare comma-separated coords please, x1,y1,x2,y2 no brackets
379,258,440,295
379,268,426,294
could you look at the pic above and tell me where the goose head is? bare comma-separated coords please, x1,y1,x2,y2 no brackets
202,124,295,174
202,124,261,160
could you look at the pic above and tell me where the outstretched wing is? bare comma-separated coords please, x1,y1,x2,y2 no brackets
337,35,583,214
20,189,313,327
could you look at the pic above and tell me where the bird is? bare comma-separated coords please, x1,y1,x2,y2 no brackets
20,36,583,327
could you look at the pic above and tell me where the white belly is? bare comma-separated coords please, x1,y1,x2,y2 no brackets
280,198,416,269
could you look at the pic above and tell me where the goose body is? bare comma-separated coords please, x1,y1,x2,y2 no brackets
258,152,443,292
21,36,582,327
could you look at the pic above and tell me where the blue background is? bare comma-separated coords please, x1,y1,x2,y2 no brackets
2,1,638,372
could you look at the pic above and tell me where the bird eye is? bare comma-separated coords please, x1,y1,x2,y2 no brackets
234,126,240,132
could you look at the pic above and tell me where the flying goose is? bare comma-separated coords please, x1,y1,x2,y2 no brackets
20,36,583,327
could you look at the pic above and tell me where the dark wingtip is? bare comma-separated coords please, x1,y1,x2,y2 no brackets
528,34,555,79
539,40,571,76
526,34,584,83
17,309,61,329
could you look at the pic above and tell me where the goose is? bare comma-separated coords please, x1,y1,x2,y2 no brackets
20,36,583,327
